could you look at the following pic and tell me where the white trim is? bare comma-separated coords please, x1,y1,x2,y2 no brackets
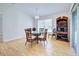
3,36,25,42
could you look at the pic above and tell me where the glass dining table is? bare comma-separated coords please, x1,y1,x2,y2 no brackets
32,31,41,43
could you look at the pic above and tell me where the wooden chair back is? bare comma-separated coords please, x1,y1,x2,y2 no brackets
24,28,32,41
44,29,47,39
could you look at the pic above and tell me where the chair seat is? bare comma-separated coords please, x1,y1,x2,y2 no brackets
28,36,36,39
32,36,36,39
27,36,36,42
38,35,46,41
38,35,44,39
25,28,37,46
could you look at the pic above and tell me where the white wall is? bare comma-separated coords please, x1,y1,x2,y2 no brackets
17,11,33,38
2,4,18,41
0,4,3,42
0,14,2,34
0,4,33,42
33,19,38,28
0,14,3,42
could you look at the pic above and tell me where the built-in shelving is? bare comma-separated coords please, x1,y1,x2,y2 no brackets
56,16,69,42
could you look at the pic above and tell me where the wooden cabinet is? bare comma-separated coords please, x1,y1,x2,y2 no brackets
56,16,69,42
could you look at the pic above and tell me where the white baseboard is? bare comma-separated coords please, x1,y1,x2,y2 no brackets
3,36,25,42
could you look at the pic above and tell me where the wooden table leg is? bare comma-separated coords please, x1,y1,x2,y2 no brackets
36,36,39,44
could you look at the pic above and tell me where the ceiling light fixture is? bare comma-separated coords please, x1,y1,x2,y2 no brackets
35,8,39,19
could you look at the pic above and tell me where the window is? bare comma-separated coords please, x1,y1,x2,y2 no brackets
38,19,52,33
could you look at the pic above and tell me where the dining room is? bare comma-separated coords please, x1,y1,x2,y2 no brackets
0,3,76,56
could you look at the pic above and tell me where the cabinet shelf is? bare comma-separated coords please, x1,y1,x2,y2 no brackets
56,16,69,42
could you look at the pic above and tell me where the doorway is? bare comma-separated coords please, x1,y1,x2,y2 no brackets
72,4,77,54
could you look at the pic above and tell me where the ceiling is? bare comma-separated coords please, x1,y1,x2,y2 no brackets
14,3,72,17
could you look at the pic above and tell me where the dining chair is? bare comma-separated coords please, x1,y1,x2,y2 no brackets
38,29,48,46
39,28,44,34
24,28,36,47
52,28,56,36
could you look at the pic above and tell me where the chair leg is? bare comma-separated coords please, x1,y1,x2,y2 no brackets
25,41,27,46
45,39,47,43
45,40,48,46
31,41,33,47
44,41,45,47
39,40,41,43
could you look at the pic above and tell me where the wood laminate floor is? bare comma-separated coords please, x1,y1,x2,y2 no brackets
0,36,75,56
